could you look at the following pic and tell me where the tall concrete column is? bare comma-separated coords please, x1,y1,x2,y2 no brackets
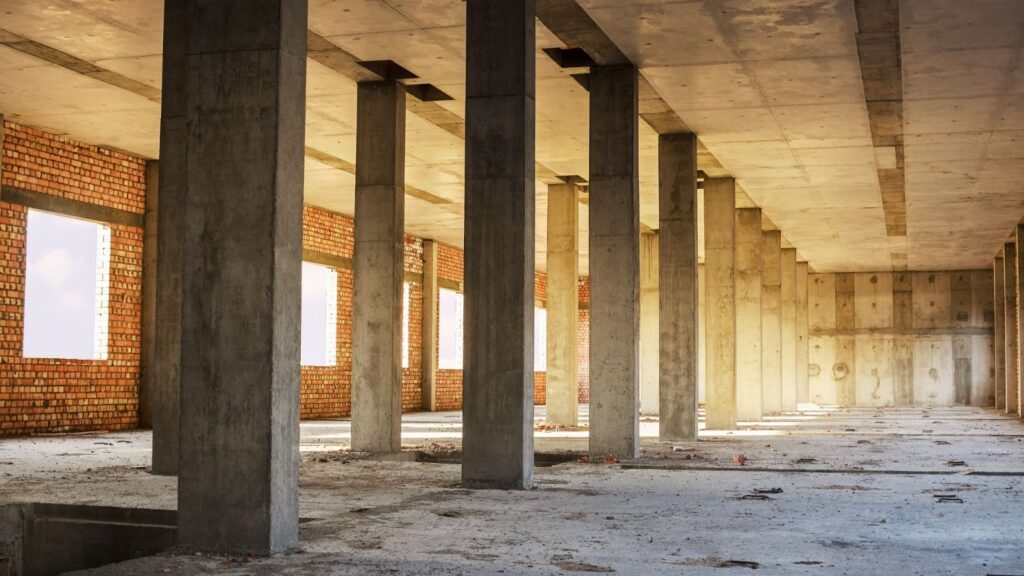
546,183,579,426
796,261,810,404
658,133,698,441
421,240,438,411
761,231,783,415
1005,242,1019,415
352,80,406,454
175,0,307,555
139,161,159,428
462,0,535,489
704,177,737,430
735,208,763,422
994,254,1006,411
781,248,798,411
640,232,659,415
152,0,187,477
1015,225,1024,415
589,65,640,458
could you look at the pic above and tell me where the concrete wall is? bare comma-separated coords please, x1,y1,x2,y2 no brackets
808,270,995,407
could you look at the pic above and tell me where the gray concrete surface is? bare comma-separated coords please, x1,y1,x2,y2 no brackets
657,132,699,442
762,230,783,415
1016,223,1024,415
546,183,580,427
781,248,799,411
1,406,1022,575
588,64,641,459
352,79,406,454
174,0,307,554
461,0,536,489
1005,242,1019,415
704,177,737,430
994,254,1006,410
797,261,810,403
735,207,763,422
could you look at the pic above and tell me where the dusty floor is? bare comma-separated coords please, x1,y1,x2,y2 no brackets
2,406,1023,575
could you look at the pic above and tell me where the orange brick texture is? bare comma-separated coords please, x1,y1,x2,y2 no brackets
0,121,145,434
1,120,593,434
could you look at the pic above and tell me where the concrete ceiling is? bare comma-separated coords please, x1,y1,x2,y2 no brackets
0,0,1021,273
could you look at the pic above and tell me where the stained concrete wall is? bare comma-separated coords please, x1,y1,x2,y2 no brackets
808,270,995,407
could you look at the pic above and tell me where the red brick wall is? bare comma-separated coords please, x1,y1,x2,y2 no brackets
0,121,145,434
578,276,590,404
299,206,424,419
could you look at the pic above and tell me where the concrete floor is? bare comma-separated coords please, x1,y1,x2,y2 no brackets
2,406,1023,575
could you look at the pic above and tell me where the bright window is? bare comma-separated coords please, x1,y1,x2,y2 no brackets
23,210,110,360
300,262,337,366
534,307,547,372
402,282,410,369
438,288,463,369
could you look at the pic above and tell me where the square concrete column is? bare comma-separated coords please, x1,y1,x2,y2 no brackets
640,231,659,416
1015,225,1024,415
994,254,1006,411
658,133,699,441
735,208,763,422
462,0,535,489
796,261,810,404
704,177,737,430
421,240,438,411
174,0,307,555
1005,242,1019,415
139,161,159,429
546,183,580,426
352,80,406,454
761,231,783,415
151,0,187,477
589,65,640,458
781,248,798,412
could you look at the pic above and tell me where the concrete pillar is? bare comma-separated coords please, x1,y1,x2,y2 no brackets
152,0,186,477
589,65,640,458
781,248,798,411
1005,242,1019,415
1015,225,1024,415
175,0,306,555
352,80,406,454
761,231,783,415
735,208,763,422
421,240,438,411
139,161,159,428
658,133,699,441
704,177,737,430
462,0,535,489
796,261,810,404
994,254,1006,411
546,183,579,426
640,232,659,415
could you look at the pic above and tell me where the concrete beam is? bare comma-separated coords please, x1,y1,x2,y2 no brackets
704,177,737,430
421,240,438,411
994,254,1006,411
735,208,763,422
761,231,783,415
175,0,306,555
462,0,535,489
640,232,659,416
1016,225,1024,415
546,183,580,426
797,261,810,404
781,248,798,411
589,65,640,458
658,133,698,441
1005,242,1019,415
138,161,159,429
352,79,406,454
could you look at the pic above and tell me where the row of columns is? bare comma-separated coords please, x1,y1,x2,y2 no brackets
146,0,799,555
993,220,1024,416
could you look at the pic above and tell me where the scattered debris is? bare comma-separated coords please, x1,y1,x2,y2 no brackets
576,455,591,464
731,454,748,466
552,559,616,573
602,454,620,464
933,494,964,504
740,494,773,501
794,457,817,464
945,460,967,467
672,446,696,453
753,487,784,494
349,507,370,514
434,509,464,518
676,557,760,570
934,440,951,445
794,560,823,565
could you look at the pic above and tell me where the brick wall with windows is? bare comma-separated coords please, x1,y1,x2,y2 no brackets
0,120,145,434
